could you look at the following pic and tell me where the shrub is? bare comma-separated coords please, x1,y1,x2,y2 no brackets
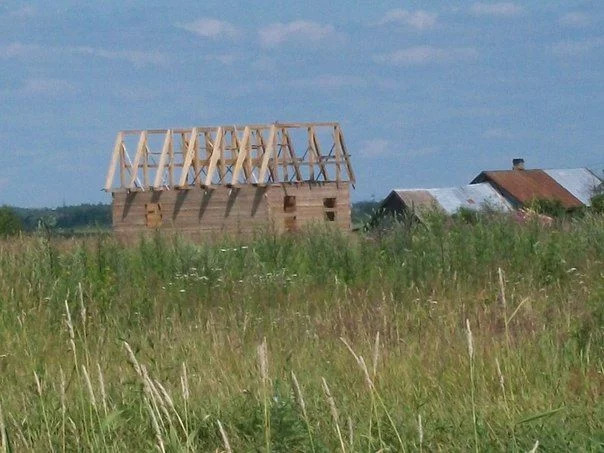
0,206,23,236
591,193,604,214
528,198,566,217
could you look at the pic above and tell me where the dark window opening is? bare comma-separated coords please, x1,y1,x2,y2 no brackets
284,195,296,213
323,197,336,208
325,211,336,221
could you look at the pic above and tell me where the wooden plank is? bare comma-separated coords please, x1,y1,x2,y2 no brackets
128,131,148,189
332,126,341,183
105,132,124,190
178,127,198,187
309,126,329,181
335,124,356,184
230,126,250,185
153,130,172,188
258,125,276,184
204,127,223,186
282,128,303,181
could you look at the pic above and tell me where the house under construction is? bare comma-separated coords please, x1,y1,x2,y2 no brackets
104,122,355,241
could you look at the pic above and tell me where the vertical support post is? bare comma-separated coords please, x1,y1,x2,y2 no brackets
105,132,123,191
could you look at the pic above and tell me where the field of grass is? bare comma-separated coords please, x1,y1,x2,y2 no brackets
0,214,602,451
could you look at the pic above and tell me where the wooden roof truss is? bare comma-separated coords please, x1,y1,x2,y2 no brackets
104,122,355,192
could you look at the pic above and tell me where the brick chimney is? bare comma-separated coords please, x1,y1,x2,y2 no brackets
512,158,525,171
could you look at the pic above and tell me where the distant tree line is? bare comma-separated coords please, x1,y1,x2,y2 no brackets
2,203,112,234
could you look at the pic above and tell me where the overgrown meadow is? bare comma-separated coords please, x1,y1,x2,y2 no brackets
0,214,602,451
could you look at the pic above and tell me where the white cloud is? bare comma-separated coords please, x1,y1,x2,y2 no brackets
0,42,39,58
469,2,523,17
374,46,477,65
67,46,168,67
559,12,590,28
10,5,36,18
259,21,341,47
178,18,240,39
0,78,76,98
360,140,439,158
290,74,365,90
361,139,392,157
483,128,514,139
551,38,604,57
375,9,437,30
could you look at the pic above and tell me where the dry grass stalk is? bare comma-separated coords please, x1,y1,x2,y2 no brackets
418,414,423,452
154,379,187,437
141,366,170,432
81,365,97,410
257,338,270,453
217,419,232,453
498,267,511,348
529,440,539,452
180,362,189,402
466,319,479,453
96,363,108,416
64,300,78,369
123,341,142,377
145,398,165,453
0,402,7,453
372,331,380,379
60,367,66,453
339,337,360,364
291,371,315,452
321,377,346,453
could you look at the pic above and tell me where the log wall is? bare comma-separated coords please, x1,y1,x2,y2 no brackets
112,182,350,242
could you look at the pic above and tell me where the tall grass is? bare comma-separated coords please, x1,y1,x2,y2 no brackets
0,214,602,451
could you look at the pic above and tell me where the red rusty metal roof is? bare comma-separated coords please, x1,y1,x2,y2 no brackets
472,169,583,208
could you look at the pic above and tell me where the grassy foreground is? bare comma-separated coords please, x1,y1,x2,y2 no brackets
0,215,602,452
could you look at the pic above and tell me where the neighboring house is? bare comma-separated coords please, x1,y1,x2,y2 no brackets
104,122,355,242
471,159,602,209
374,182,512,223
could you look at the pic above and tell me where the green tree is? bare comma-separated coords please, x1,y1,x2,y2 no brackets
0,206,23,236
591,193,604,214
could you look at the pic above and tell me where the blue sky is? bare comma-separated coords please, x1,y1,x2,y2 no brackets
1,0,603,207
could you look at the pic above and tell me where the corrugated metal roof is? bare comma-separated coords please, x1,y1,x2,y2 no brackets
472,169,583,208
543,168,602,206
392,182,512,215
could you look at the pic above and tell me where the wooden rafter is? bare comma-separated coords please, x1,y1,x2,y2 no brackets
104,122,355,191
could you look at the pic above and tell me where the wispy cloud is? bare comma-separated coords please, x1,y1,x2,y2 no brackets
66,46,168,67
483,128,514,139
259,21,342,47
469,2,523,17
0,42,40,59
178,18,240,39
375,9,437,30
0,78,77,98
290,74,365,89
9,5,36,18
374,46,477,65
559,12,590,28
360,139,392,157
551,37,604,57
360,140,439,158
0,42,167,67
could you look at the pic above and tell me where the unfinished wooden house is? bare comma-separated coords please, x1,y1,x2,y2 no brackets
104,122,355,241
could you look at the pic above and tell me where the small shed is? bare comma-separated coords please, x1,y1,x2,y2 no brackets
104,122,355,241
375,182,512,223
